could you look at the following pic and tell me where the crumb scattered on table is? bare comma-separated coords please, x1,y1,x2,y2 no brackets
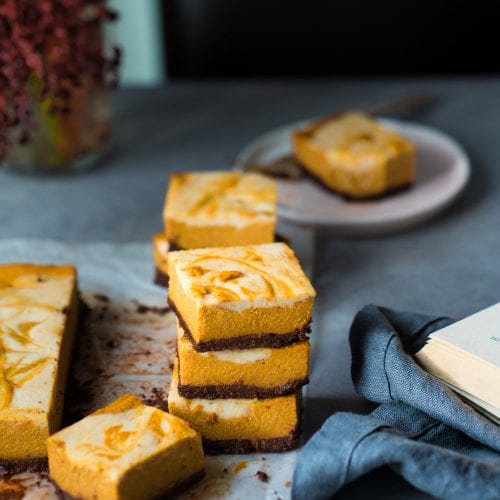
256,471,269,483
234,461,249,473
133,300,170,315
93,293,110,303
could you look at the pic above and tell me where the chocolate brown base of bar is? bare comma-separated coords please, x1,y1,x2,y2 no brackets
167,240,182,252
0,457,48,475
153,267,169,288
178,376,309,400
203,431,299,455
169,298,311,352
298,161,413,201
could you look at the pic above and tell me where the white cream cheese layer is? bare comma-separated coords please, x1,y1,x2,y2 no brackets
201,348,271,364
169,369,253,419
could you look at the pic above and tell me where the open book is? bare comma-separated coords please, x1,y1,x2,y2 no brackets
415,303,500,424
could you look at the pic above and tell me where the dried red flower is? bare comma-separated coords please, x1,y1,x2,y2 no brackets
0,0,120,160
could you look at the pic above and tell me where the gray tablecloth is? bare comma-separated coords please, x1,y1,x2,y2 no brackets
1,79,499,498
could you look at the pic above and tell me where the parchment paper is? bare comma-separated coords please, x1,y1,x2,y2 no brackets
0,226,314,499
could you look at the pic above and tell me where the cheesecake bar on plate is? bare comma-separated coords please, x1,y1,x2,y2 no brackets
0,264,79,464
293,111,416,199
47,394,205,500
167,242,316,350
163,171,277,250
168,359,300,454
176,320,309,398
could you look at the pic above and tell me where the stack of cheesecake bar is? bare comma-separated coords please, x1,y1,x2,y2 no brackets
167,243,316,453
158,170,316,453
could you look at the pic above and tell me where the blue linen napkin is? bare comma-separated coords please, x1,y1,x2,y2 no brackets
293,305,500,499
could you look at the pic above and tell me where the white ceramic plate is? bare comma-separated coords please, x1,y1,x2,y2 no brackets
236,118,471,235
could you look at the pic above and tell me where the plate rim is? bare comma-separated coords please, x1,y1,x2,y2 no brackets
236,117,471,233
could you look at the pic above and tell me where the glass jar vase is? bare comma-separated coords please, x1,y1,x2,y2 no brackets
4,80,111,175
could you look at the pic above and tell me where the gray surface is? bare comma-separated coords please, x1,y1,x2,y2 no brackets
1,80,500,498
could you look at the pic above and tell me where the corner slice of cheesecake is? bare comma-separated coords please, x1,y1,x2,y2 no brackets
152,233,170,287
293,111,416,199
168,358,301,454
163,171,277,250
167,242,316,350
177,320,309,398
47,394,205,500
0,264,79,463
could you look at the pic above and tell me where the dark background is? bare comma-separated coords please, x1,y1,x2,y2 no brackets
162,0,496,78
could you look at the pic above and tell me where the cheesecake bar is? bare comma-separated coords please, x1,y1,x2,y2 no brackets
293,111,416,199
163,171,277,249
0,264,79,461
177,321,309,398
168,359,300,454
152,232,170,286
167,242,316,350
47,394,204,500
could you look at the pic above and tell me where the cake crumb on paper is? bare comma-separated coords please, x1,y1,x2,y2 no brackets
234,461,249,474
256,471,269,483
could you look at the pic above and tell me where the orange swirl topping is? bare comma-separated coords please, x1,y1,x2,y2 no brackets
59,402,193,466
173,243,315,304
165,172,277,222
0,266,74,411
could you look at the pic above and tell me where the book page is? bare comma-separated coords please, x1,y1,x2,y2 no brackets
428,303,500,367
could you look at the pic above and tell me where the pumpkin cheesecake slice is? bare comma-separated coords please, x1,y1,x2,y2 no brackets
163,171,277,250
0,264,79,463
176,320,309,398
168,359,300,454
293,111,416,199
167,242,316,350
152,232,170,286
47,394,205,500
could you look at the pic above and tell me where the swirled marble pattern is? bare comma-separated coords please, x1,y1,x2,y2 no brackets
164,171,276,227
169,243,315,309
0,265,75,414
49,395,195,480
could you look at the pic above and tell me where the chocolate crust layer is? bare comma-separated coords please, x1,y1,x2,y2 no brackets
178,376,309,400
154,267,169,288
0,457,48,475
203,431,299,455
167,240,182,252
169,299,311,352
